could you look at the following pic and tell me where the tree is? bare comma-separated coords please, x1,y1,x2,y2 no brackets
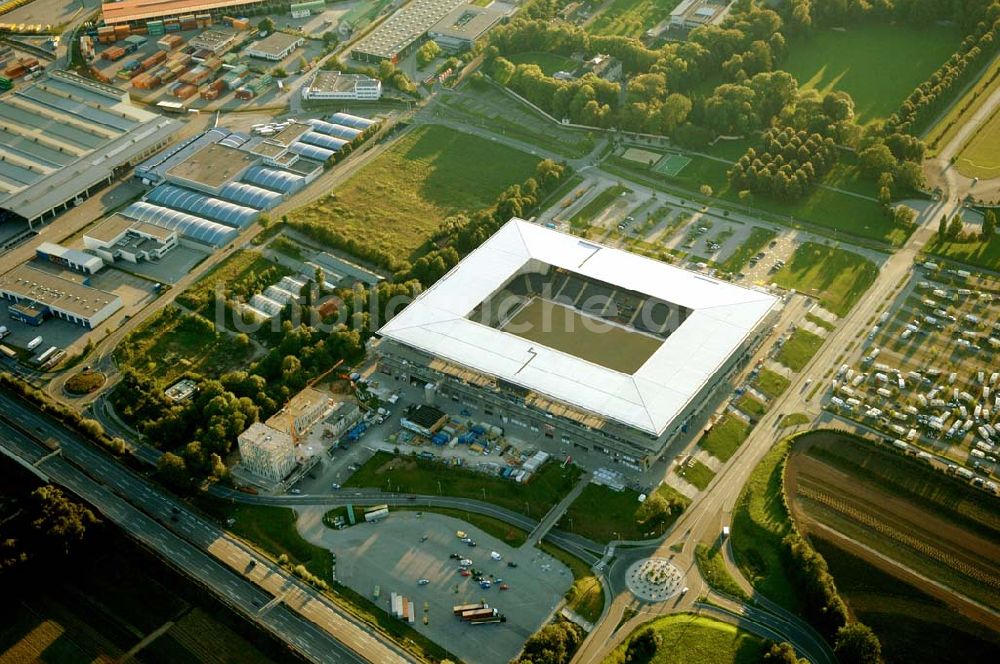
834,623,882,664
27,486,98,558
895,160,924,192
417,40,442,67
763,642,808,664
981,209,996,240
893,205,916,227
938,214,947,241
858,143,897,179
257,17,275,34
492,56,516,85
625,627,661,663
516,621,582,664
209,452,228,480
158,452,190,488
948,214,964,240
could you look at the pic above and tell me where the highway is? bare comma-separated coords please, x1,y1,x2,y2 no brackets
0,391,414,664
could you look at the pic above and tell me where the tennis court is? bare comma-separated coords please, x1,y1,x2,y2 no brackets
652,154,692,177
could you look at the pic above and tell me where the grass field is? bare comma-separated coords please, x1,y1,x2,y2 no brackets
114,307,254,384
570,184,630,228
736,394,767,419
718,227,776,273
678,459,716,491
175,249,292,316
588,0,678,38
344,451,582,517
730,440,800,612
776,328,824,372
502,298,661,373
754,368,790,399
507,51,578,76
700,414,751,461
779,413,811,428
812,536,1000,664
603,614,766,664
695,544,750,601
955,105,1000,179
926,235,1000,271
288,125,540,264
925,54,1000,156
782,25,961,123
536,541,604,623
772,242,878,316
562,483,690,543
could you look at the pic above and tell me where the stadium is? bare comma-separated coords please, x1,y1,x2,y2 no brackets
377,219,780,466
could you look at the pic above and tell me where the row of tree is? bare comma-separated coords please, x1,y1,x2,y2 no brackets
1,484,99,576
730,128,837,199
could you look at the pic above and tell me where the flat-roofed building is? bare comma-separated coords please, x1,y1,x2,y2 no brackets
0,263,122,329
165,142,258,195
351,0,465,64
245,32,304,61
670,0,735,30
427,3,506,52
266,386,330,438
0,71,177,227
35,242,104,275
378,218,779,466
84,215,178,263
237,422,297,482
188,29,237,54
101,0,278,25
301,71,382,101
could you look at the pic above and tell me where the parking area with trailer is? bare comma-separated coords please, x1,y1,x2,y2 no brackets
295,509,573,664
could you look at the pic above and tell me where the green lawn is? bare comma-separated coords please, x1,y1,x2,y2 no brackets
561,483,690,543
570,184,630,228
772,242,878,316
925,54,1000,156
344,451,581,517
779,413,811,428
507,51,578,76
926,236,1000,271
288,124,540,264
776,328,825,372
588,0,679,38
805,313,835,332
174,249,292,316
114,306,254,384
604,614,766,664
736,394,767,419
754,368,790,399
700,414,751,462
537,541,604,623
695,544,749,602
956,106,1000,179
730,440,800,612
718,227,776,273
782,24,961,123
678,459,716,491
394,505,529,546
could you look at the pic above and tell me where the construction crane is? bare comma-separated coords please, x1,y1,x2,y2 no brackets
285,358,344,445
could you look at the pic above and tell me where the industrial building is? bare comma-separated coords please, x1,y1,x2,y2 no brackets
187,29,238,54
101,0,283,26
378,219,779,465
84,215,178,264
350,0,465,63
0,71,177,227
244,32,304,61
0,263,123,329
427,3,506,52
669,0,735,30
266,386,331,437
237,422,297,482
301,71,382,101
35,242,104,275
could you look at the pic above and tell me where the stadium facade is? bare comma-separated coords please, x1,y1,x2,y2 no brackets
377,219,779,466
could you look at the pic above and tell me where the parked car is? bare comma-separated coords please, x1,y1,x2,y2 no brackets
507,561,518,568
417,578,430,585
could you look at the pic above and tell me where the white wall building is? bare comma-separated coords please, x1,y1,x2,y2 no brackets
301,71,382,101
84,215,178,264
237,422,297,482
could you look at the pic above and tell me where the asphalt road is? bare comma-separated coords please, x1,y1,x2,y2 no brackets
0,391,414,664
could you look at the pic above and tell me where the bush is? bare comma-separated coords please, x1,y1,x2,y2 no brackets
782,532,848,641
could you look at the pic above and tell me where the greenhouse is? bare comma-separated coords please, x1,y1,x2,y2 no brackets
242,166,306,194
328,112,374,129
306,118,361,140
121,201,238,246
289,142,335,163
146,184,259,227
300,131,347,152
218,181,282,209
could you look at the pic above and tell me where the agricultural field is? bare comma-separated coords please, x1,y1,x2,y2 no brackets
772,243,878,316
776,327,824,372
344,451,582,518
825,268,1000,465
114,306,255,384
812,536,1000,664
700,413,751,462
955,106,1000,179
561,483,690,543
587,0,678,38
288,124,541,264
785,431,1000,615
782,24,962,123
603,614,766,664
506,51,579,75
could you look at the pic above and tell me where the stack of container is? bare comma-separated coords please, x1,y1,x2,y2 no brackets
147,20,165,36
196,14,213,28
171,82,198,99
124,35,147,49
97,26,116,43
79,35,96,61
131,70,161,89
114,24,131,40
157,34,183,51
223,16,250,31
179,14,197,30
200,78,224,100
141,50,166,71
164,17,181,32
101,46,126,61
221,64,246,90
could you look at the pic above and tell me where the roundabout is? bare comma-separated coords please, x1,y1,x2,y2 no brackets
625,557,685,602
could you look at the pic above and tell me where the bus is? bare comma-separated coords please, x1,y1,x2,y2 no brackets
156,100,186,114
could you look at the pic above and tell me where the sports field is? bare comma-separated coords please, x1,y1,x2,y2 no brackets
652,153,692,177
288,124,540,265
782,24,961,122
955,106,1000,179
621,147,663,165
502,297,662,373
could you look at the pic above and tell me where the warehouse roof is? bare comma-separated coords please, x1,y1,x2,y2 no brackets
166,143,257,189
0,263,119,318
351,0,465,59
85,215,175,244
101,0,258,24
245,32,303,58
428,3,506,41
379,219,778,436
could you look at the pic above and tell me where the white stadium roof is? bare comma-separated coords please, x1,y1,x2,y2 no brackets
379,218,778,436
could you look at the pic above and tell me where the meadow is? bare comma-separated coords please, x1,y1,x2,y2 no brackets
603,614,766,664
955,106,1000,179
771,242,878,316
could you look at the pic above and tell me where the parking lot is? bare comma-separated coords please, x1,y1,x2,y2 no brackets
296,509,572,664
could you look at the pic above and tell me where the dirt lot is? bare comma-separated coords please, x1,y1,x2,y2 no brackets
785,431,1000,627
